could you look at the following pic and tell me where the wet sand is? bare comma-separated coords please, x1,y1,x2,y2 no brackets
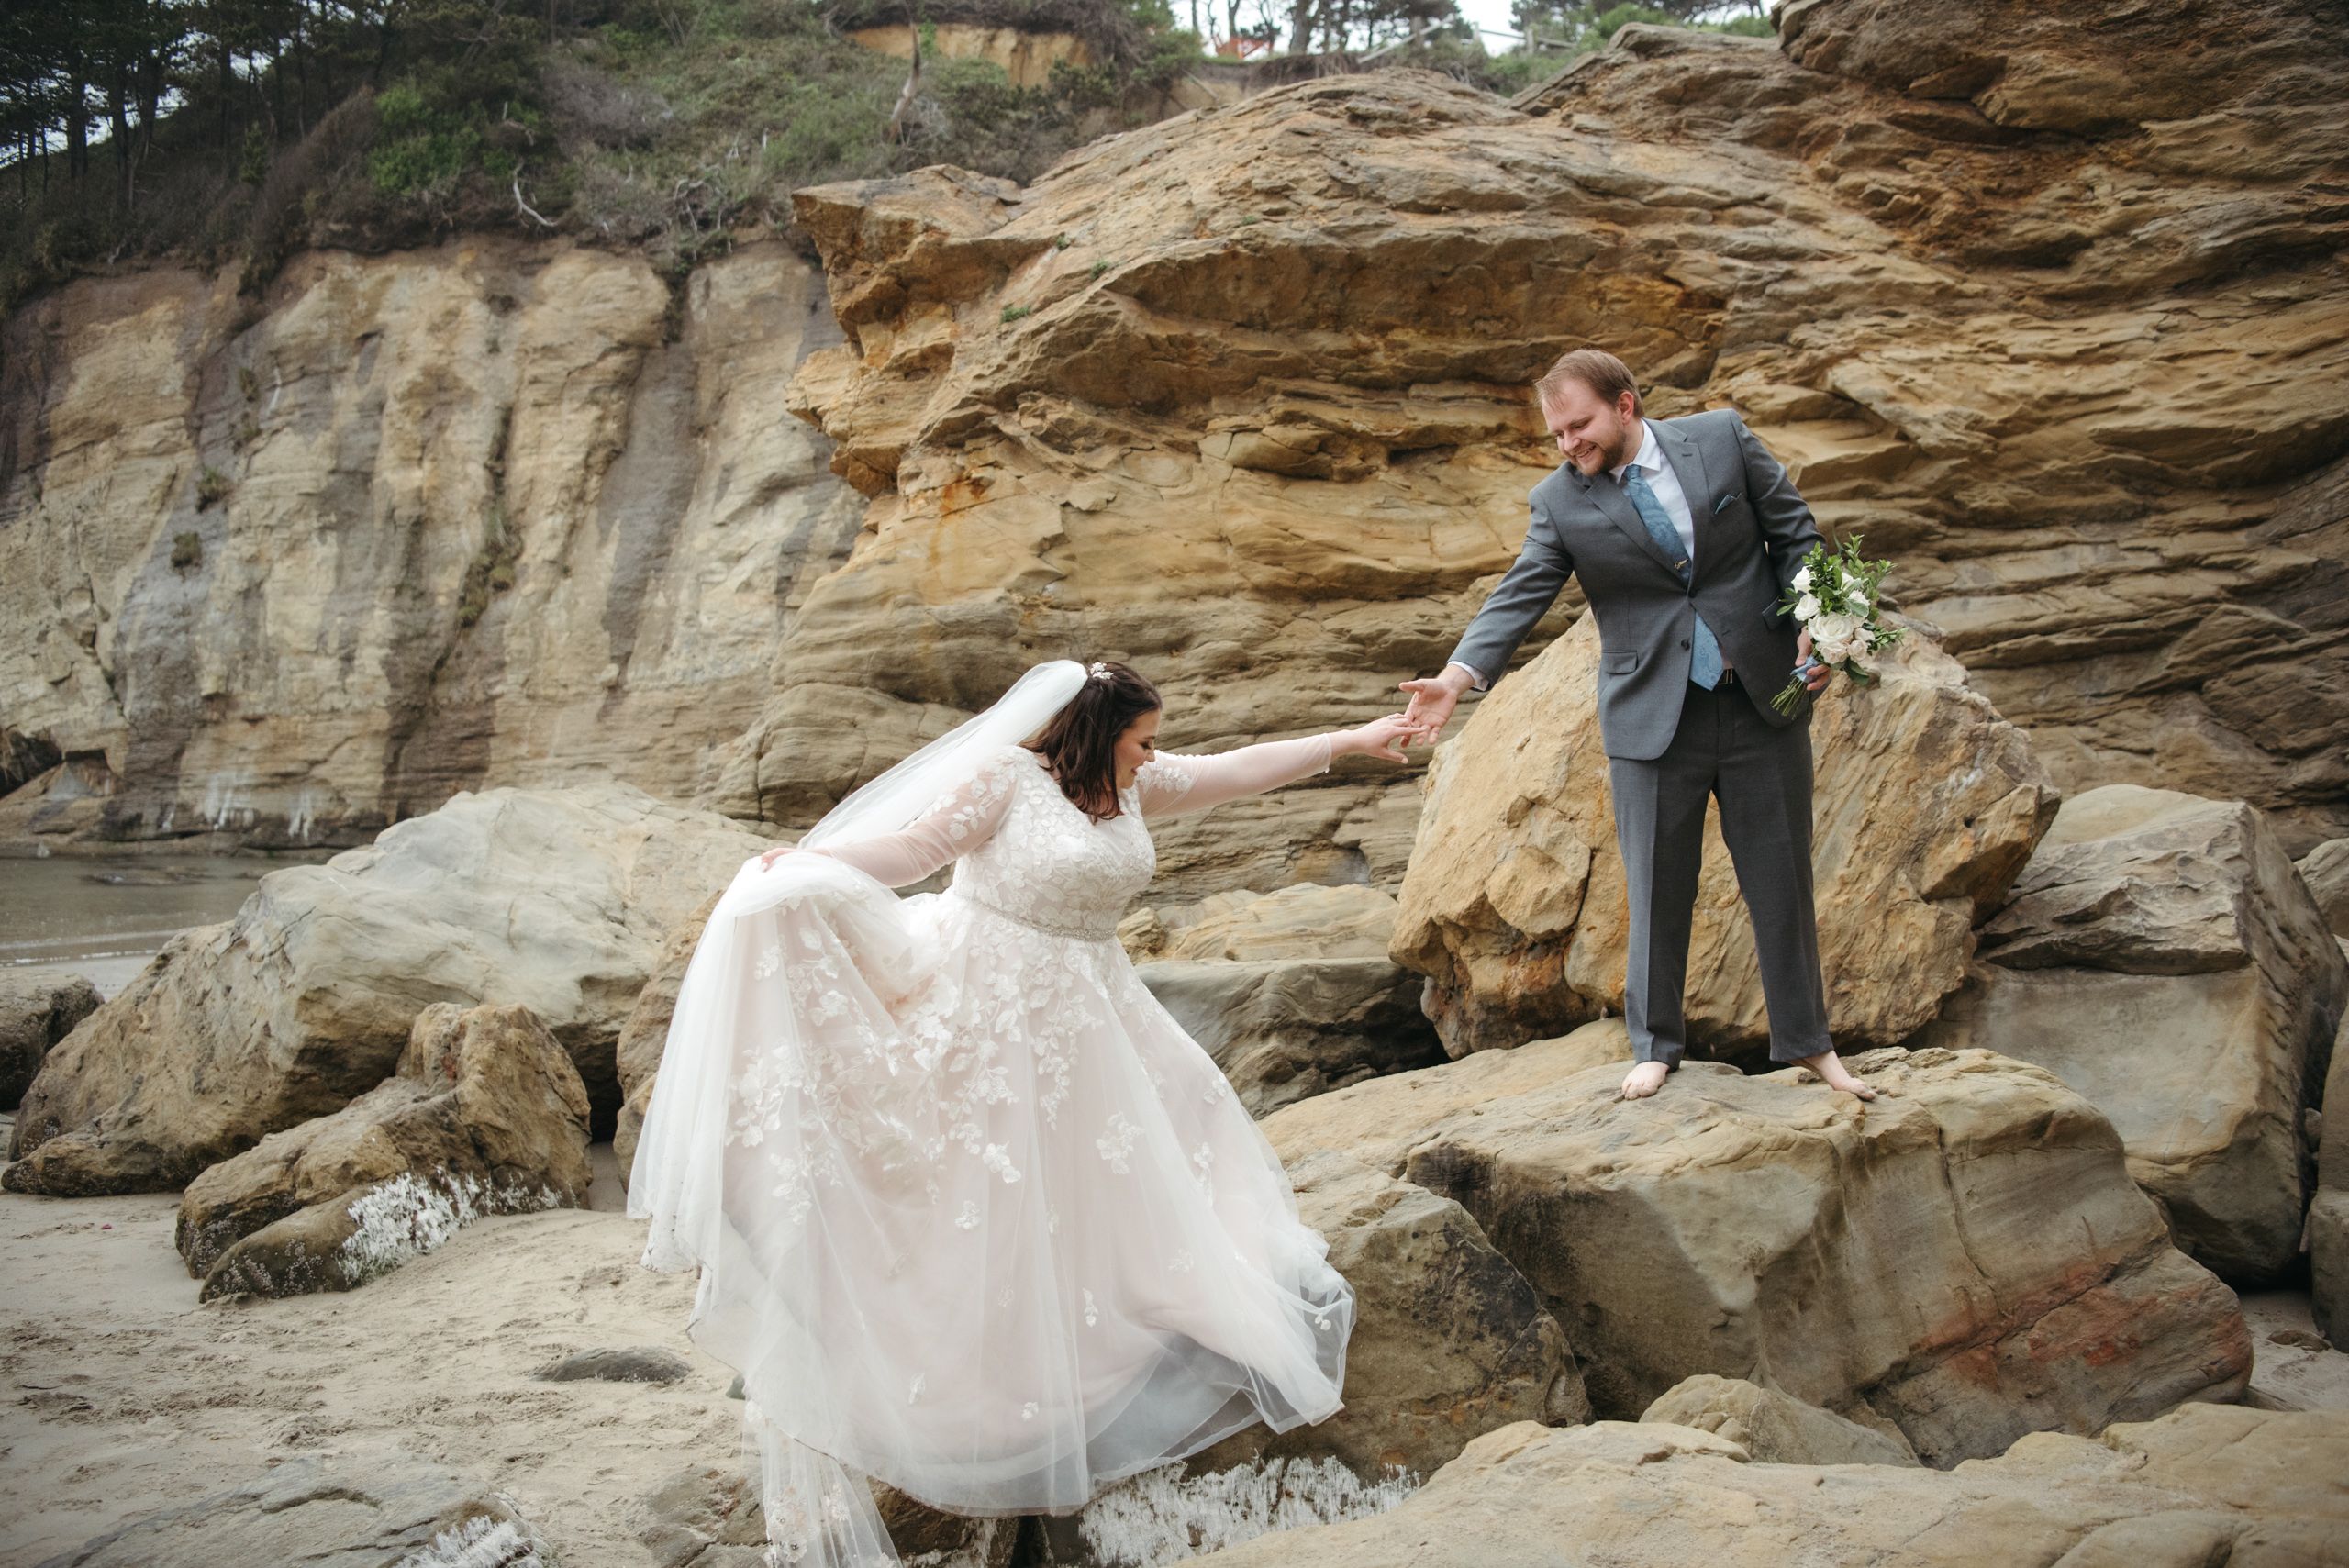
0,1133,752,1568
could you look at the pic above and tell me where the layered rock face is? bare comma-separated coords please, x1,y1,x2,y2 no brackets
1923,785,2348,1281
756,0,2347,914
6,784,765,1195
1262,1036,2250,1466
10,0,2336,883
1391,617,2054,1057
0,239,863,848
1184,1404,2349,1568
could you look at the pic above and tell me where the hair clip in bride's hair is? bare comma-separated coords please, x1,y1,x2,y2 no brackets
1086,661,1112,682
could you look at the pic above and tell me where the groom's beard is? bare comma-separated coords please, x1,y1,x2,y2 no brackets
1570,426,1631,475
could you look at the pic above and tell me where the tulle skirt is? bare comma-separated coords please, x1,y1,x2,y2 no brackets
627,851,1353,1564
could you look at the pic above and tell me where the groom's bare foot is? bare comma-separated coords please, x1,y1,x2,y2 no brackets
1618,1060,1670,1100
1793,1049,1876,1100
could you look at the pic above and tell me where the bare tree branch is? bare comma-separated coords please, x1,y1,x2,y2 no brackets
512,161,555,228
883,7,921,146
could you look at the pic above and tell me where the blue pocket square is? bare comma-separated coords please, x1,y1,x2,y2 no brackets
1713,492,1742,514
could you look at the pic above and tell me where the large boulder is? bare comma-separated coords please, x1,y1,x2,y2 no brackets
6,784,763,1196
2314,954,2349,1343
1198,1151,1586,1477
2302,838,2349,937
1638,1375,1916,1467
175,1002,591,1300
1391,618,2056,1060
1263,1021,1636,1175
1139,959,1446,1118
32,1452,558,1568
612,891,721,1183
1034,1149,1583,1564
1180,1403,2349,1568
0,972,101,1108
1922,785,2349,1281
1262,1040,2249,1466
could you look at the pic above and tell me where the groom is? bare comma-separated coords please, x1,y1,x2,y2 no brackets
1399,349,1874,1101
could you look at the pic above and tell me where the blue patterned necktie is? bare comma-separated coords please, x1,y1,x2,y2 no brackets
1623,465,1723,690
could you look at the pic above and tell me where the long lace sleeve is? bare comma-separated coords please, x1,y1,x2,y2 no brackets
1133,733,1335,819
797,749,1023,888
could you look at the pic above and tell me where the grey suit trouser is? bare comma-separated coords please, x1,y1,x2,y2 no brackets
1608,679,1831,1067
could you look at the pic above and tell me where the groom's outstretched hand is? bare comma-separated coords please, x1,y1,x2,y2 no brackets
1397,665,1475,743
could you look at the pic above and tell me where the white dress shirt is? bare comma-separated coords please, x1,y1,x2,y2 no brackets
1610,418,1696,567
1447,417,1709,692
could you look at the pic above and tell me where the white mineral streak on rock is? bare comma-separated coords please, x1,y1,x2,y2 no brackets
340,1170,565,1287
1075,1454,1417,1568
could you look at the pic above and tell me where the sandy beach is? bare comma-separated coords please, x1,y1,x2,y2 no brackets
0,1133,751,1568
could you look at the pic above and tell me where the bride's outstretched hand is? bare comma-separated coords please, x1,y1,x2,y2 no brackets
1339,713,1421,763
758,843,806,871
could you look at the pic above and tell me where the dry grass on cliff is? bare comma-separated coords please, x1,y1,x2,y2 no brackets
553,0,1200,272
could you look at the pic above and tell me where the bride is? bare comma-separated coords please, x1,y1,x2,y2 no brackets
627,659,1419,1566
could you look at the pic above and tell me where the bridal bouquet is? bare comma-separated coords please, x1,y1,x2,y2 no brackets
1773,536,1903,715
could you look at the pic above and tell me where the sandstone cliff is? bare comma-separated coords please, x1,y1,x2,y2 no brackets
0,240,863,848
761,0,2347,892
5,0,2341,887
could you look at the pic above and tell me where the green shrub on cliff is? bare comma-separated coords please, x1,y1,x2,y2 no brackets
0,0,1763,306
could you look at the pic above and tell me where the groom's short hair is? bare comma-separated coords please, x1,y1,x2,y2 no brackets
1535,350,1643,417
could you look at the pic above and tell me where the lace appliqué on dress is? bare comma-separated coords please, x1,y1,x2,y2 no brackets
1096,1112,1141,1174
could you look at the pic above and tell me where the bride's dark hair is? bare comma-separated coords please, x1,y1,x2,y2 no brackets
1029,661,1161,822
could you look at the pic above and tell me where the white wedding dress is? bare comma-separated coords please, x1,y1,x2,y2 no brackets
628,728,1355,1566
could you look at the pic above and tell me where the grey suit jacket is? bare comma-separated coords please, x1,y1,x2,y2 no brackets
1448,408,1823,762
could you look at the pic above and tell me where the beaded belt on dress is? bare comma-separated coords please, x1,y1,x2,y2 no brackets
948,884,1121,942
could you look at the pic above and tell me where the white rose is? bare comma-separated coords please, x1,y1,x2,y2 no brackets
1810,612,1860,663
1794,593,1821,622
1791,566,1812,593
